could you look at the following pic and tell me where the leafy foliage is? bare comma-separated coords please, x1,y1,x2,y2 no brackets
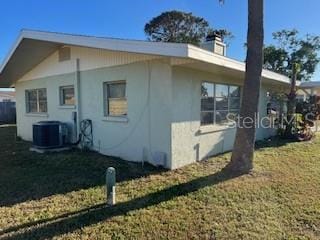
272,90,316,141
278,113,315,141
264,46,288,74
264,29,320,81
206,29,233,43
144,10,232,45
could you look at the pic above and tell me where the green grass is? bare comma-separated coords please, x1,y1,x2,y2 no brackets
0,126,319,240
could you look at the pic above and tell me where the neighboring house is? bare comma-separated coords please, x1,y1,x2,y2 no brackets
0,30,290,169
0,91,15,102
297,81,320,102
0,91,16,123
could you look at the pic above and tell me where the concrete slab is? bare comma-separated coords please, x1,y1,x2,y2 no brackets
30,146,72,153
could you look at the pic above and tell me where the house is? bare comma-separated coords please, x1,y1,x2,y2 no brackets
0,91,16,124
0,91,15,102
296,81,320,102
0,30,290,169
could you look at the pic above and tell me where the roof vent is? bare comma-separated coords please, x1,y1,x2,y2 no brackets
58,47,71,62
200,33,227,56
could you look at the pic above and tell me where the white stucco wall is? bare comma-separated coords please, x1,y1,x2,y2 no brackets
78,60,172,167
15,46,173,167
15,45,285,170
16,72,77,142
170,66,279,169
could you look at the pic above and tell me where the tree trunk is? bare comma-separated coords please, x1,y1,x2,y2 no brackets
227,0,264,174
285,64,298,137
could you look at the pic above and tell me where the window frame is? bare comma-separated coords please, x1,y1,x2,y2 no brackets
25,88,47,113
201,82,241,126
103,80,127,117
59,85,75,106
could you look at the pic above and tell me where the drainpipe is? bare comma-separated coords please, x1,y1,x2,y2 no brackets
74,58,81,141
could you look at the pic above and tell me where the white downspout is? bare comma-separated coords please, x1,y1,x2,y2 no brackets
74,58,81,141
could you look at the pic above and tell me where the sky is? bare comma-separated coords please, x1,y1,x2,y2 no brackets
0,0,320,91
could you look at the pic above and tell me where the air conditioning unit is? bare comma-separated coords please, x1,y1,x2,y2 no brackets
32,121,68,149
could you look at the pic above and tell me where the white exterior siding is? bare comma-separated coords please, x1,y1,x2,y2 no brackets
16,73,77,143
15,45,282,170
16,50,173,167
170,66,277,169
78,61,172,167
18,46,160,82
256,86,278,140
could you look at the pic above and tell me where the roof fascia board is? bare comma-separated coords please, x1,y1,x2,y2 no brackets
298,81,320,88
0,30,290,85
22,30,189,58
0,30,189,76
186,44,290,84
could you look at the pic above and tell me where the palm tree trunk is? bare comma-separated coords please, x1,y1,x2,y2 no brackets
228,0,264,173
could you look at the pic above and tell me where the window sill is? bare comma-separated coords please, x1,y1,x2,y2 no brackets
58,105,76,109
25,113,49,118
199,122,236,134
102,116,128,123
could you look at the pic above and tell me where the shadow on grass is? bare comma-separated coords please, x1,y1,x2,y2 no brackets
255,136,298,150
0,166,242,240
0,126,164,207
0,125,294,208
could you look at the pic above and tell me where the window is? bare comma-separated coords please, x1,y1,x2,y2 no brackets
26,88,47,113
60,85,75,106
103,81,127,117
201,82,241,125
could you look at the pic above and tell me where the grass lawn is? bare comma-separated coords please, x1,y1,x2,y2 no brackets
0,126,319,240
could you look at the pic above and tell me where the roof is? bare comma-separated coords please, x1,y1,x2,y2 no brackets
298,81,320,89
0,91,15,100
0,29,291,87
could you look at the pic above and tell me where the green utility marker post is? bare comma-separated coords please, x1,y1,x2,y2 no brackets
106,167,116,205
